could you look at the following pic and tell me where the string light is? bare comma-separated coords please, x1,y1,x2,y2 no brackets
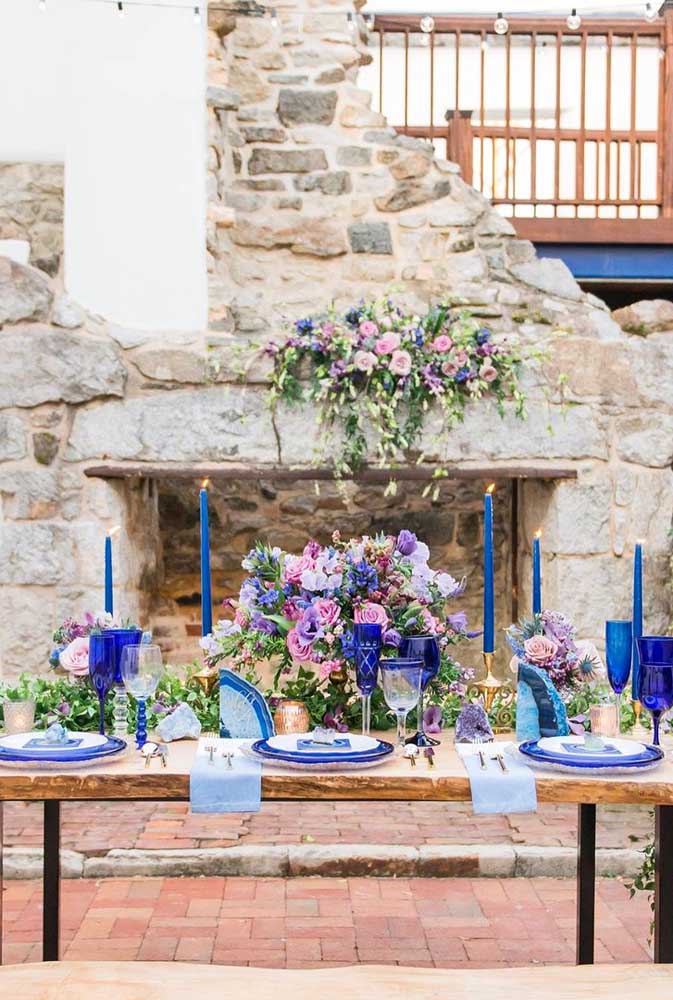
346,11,357,40
117,1,124,17
364,13,374,32
420,15,435,33
494,12,509,35
567,8,581,29
38,0,47,10
644,2,658,21
270,8,280,31
192,4,200,23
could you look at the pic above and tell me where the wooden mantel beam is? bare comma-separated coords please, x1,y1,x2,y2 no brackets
83,462,578,483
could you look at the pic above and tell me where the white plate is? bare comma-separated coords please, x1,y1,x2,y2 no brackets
266,733,380,754
0,731,109,752
537,735,647,761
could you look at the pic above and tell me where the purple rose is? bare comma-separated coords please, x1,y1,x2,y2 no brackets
296,605,324,645
251,613,277,636
383,628,402,648
447,612,468,633
396,530,418,556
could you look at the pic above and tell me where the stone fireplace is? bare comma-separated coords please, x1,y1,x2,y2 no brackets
0,0,672,680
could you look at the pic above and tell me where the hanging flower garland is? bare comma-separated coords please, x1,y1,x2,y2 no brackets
268,296,526,476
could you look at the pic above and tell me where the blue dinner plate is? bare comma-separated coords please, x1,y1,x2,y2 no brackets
519,737,664,771
0,732,126,765
250,733,394,767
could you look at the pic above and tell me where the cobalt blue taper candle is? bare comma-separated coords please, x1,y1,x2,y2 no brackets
104,532,114,616
200,481,213,637
532,531,542,615
483,486,495,654
631,542,643,702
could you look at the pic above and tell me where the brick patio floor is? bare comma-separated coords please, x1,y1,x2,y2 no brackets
2,801,653,853
1,876,652,967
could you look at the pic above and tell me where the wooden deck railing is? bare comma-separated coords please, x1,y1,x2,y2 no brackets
367,12,673,242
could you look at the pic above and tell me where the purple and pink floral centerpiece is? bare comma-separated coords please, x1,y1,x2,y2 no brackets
202,531,476,732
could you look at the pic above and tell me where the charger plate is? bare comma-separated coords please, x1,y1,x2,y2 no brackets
247,733,394,771
0,731,127,769
519,734,664,774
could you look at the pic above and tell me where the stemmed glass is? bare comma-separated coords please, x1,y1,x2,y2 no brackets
353,623,382,736
120,644,164,748
636,636,673,748
398,635,440,747
380,658,423,749
605,620,632,734
88,632,116,736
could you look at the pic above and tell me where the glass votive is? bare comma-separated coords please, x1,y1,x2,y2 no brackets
3,698,36,735
273,700,310,734
590,703,619,738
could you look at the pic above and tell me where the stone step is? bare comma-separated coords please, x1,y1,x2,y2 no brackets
1,843,643,881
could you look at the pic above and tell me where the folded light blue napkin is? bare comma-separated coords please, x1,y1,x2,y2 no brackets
190,741,261,814
462,747,537,815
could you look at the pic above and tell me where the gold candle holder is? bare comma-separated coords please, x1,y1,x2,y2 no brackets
274,700,310,734
192,664,218,696
476,651,503,714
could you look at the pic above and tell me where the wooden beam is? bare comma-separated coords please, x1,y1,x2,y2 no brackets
83,462,578,483
514,217,673,244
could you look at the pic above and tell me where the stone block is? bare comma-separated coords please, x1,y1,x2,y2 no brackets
546,554,633,639
229,62,270,105
390,151,432,181
509,257,583,302
205,85,240,111
612,298,673,335
278,88,338,126
442,250,488,284
51,295,85,329
544,337,636,403
240,126,287,143
253,49,286,71
288,844,417,877
347,222,393,254
336,145,371,167
0,326,126,407
315,64,346,84
0,257,53,324
375,180,451,212
616,412,673,468
231,214,347,256
293,171,352,195
0,523,75,585
132,348,208,384
248,147,327,174
429,202,482,228
534,478,611,555
84,846,289,878
340,105,387,128
0,413,27,460
476,210,516,237
32,431,59,466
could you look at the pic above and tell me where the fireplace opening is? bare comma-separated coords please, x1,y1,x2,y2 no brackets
150,476,516,673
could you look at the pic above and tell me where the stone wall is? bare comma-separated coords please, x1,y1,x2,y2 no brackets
0,163,64,276
0,0,671,679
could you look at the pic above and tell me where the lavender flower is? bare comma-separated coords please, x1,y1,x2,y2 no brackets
383,628,402,648
296,605,324,644
251,613,277,636
423,705,443,733
396,530,418,556
447,611,468,633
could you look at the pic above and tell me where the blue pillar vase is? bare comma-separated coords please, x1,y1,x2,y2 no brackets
516,662,570,743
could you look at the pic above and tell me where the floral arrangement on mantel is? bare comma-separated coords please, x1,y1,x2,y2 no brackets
506,610,605,696
268,296,526,477
49,612,138,677
202,530,477,732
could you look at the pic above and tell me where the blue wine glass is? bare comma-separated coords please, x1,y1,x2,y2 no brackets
88,632,115,735
380,658,423,749
605,620,632,734
637,636,673,747
398,634,440,747
353,623,382,736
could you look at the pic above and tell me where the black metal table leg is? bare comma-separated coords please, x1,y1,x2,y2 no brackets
43,800,61,962
576,802,596,965
655,804,673,963
0,800,4,966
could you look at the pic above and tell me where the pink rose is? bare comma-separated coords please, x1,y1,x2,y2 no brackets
420,609,439,633
479,362,498,383
374,332,400,355
314,598,341,627
287,627,314,662
319,658,344,680
59,636,90,677
431,335,453,353
359,320,379,338
354,602,389,627
524,635,559,666
353,350,377,373
441,360,460,377
389,349,412,376
454,349,469,366
284,552,314,585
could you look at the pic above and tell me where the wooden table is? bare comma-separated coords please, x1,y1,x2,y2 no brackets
1,737,672,966
2,961,673,1000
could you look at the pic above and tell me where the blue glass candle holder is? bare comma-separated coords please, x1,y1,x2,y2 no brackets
398,634,440,747
637,636,673,747
353,623,382,736
605,620,632,734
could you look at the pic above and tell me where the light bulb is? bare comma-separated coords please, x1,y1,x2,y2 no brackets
420,15,435,33
38,0,46,10
117,1,124,18
364,14,374,32
494,12,508,35
193,5,200,23
270,8,280,31
566,8,581,30
644,3,658,22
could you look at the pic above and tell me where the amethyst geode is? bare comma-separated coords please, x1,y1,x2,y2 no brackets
455,701,494,743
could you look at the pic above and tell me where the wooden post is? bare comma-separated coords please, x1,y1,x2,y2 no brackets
445,109,473,183
662,6,673,216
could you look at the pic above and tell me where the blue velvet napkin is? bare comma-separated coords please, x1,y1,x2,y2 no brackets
462,747,537,815
190,741,261,814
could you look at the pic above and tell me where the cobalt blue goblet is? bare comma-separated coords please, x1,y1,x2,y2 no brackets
605,619,632,734
106,627,142,738
398,634,440,747
637,636,673,747
88,632,116,735
353,623,382,736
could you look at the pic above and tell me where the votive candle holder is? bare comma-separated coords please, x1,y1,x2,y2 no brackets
3,699,36,735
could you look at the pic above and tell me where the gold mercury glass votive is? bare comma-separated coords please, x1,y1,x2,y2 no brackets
3,698,36,735
274,700,310,734
590,703,619,738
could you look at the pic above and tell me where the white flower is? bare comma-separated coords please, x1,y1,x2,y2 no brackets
575,640,606,681
300,569,329,592
199,635,219,656
435,572,460,598
406,541,430,566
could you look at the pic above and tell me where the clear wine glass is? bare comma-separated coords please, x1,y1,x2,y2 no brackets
120,644,164,748
353,623,382,736
637,637,673,748
380,657,423,749
605,619,632,734
88,632,116,736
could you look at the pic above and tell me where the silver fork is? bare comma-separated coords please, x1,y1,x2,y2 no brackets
490,752,508,774
203,732,218,765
